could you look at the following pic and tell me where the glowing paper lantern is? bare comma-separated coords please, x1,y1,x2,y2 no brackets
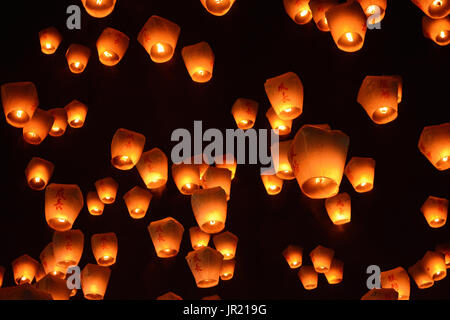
213,231,238,260
137,15,180,63
185,247,224,288
66,44,90,74
148,217,185,258
1,81,38,128
282,245,303,269
189,226,211,250
344,157,375,193
12,254,40,285
310,245,335,273
123,186,153,219
182,42,215,83
97,28,130,66
298,266,318,290
91,233,118,266
53,230,84,268
22,108,54,145
25,157,54,191
81,0,116,18
231,98,259,130
86,191,105,216
325,1,367,52
64,100,88,128
45,183,84,231
288,124,349,199
191,187,227,234
48,108,68,137
0,266,4,287
435,243,450,268
361,288,398,300
324,259,344,284
408,261,434,289
411,0,450,19
157,292,183,300
215,154,237,180
81,264,111,300
40,243,64,278
220,259,236,280
111,128,146,170
136,148,168,189
283,0,313,25
202,167,232,200
422,251,447,281
421,196,448,228
423,16,450,46
380,267,410,300
309,0,338,31
273,140,295,180
325,192,351,225
95,177,119,204
172,163,201,195
36,275,71,300
266,108,292,136
39,27,62,55
261,173,284,195
200,0,236,16
357,0,387,25
418,123,450,171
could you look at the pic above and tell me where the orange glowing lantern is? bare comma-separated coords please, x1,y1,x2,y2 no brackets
325,192,351,225
213,231,238,260
95,177,119,204
344,157,375,193
380,267,410,300
273,140,295,180
310,245,335,273
35,265,46,282
288,124,349,199
40,243,64,278
25,157,54,191
66,44,90,74
182,42,215,83
81,264,111,300
200,0,236,16
215,154,237,180
266,108,292,136
357,0,387,25
36,275,71,300
64,100,88,128
12,254,40,285
309,0,338,31
39,27,62,55
123,186,153,219
422,251,447,281
282,245,303,269
220,259,236,280
423,16,450,46
157,292,183,300
412,0,450,19
86,191,105,216
48,108,68,137
418,123,450,171
0,266,4,287
1,81,39,128
136,148,168,189
172,163,201,195
202,167,232,200
325,1,367,52
435,243,450,268
53,230,84,269
97,28,130,66
283,0,313,25
191,187,228,234
148,217,185,258
22,108,54,145
231,98,259,130
325,259,344,284
91,233,118,267
189,226,211,250
81,0,116,18
45,183,84,231
421,196,448,228
361,288,398,300
111,128,146,170
408,261,434,289
261,173,284,195
186,247,224,288
298,266,318,290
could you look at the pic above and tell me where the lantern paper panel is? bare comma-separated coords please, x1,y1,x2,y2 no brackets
172,163,201,195
213,231,238,260
48,108,68,137
81,264,111,300
421,196,448,228
91,233,118,266
0,266,4,287
357,0,387,25
408,261,434,289
35,265,46,282
282,245,303,269
66,44,91,74
39,27,62,55
435,243,450,268
189,226,211,250
22,108,54,145
136,148,168,189
273,140,295,180
40,243,63,278
361,288,398,300
411,0,450,19
261,173,284,195
148,217,185,258
380,267,410,300
298,266,318,290
191,187,228,234
182,42,215,83
157,292,183,300
202,294,221,300
309,0,339,32
423,16,450,46
344,157,376,193
310,245,335,273
53,229,84,269
25,157,54,191
186,247,224,288
231,98,259,130
97,28,130,66
200,0,236,16
81,0,116,18
418,123,450,171
325,192,351,225
283,0,313,25
422,251,447,281
12,254,40,285
324,259,344,284
111,128,146,170
266,107,292,136
86,191,105,216
36,275,71,300
64,100,88,128
95,177,119,204
1,81,39,128
202,167,232,200
123,186,153,219
215,154,237,180
220,259,236,280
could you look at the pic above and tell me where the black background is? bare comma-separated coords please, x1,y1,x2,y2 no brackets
0,0,449,300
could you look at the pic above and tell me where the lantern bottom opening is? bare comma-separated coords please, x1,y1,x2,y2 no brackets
301,177,338,199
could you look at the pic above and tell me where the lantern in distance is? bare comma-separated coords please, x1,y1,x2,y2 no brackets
361,288,398,300
39,27,62,55
86,191,105,216
95,177,119,204
81,0,116,18
421,196,448,228
324,259,344,284
357,0,387,25
298,266,318,290
418,123,450,171
48,108,68,137
45,183,84,231
157,292,183,300
200,0,236,16
1,81,38,128
309,0,338,32
25,157,54,191
325,1,367,52
172,163,201,195
64,100,88,128
136,148,168,189
189,226,211,250
22,108,54,145
282,245,303,269
148,217,185,258
273,140,295,180
215,154,237,180
66,44,90,74
411,0,450,19
191,187,228,234
182,42,215,83
53,229,84,269
186,247,224,288
220,259,236,280
261,173,284,195
283,0,313,25
137,15,180,63
202,167,232,200
325,192,351,225
123,186,153,219
213,231,238,260
12,254,40,285
81,264,111,300
91,232,118,266
310,245,335,273
423,16,450,46
231,98,259,130
408,261,434,289
0,266,4,287
97,28,130,66
435,243,450,268
40,243,64,278
380,267,410,300
36,275,71,300
266,108,292,136
111,128,146,170
344,157,375,193
422,251,447,281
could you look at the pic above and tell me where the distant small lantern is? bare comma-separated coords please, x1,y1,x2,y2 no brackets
1,81,38,128
111,128,146,170
273,140,295,180
191,187,228,234
136,148,168,189
172,163,201,195
418,122,450,171
298,266,318,290
157,292,183,300
12,254,40,285
215,154,237,180
40,243,64,278
25,157,54,191
64,100,88,128
411,0,450,19
325,192,351,225
310,245,335,273
81,0,116,18
309,0,338,31
213,231,238,260
95,177,119,204
288,124,349,199
22,108,54,145
325,1,367,52
423,16,450,46
231,98,259,130
220,259,236,280
189,226,211,250
137,15,180,63
200,0,236,16
282,245,303,269
380,267,410,300
81,264,111,300
45,183,84,231
408,260,434,289
325,259,344,284
361,288,398,300
123,186,153,219
261,173,284,195
91,232,118,266
148,217,185,258
202,167,232,200
53,230,84,269
48,108,68,137
66,44,91,74
36,274,71,300
422,251,447,281
266,108,292,136
182,42,215,83
97,28,130,66
357,0,387,25
39,27,62,55
421,196,448,228
0,266,5,287
344,157,375,193
435,243,450,268
283,0,313,25
186,247,224,288
86,191,105,216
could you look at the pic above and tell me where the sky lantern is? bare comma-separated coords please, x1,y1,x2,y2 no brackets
273,140,295,180
344,157,375,193
421,196,448,228
148,217,185,258
53,230,84,269
12,254,40,285
182,41,215,83
39,27,62,55
325,1,367,52
288,124,349,199
95,177,119,204
25,157,54,191
0,266,4,287
324,259,344,284
1,81,38,128
408,260,434,289
435,243,450,268
91,233,118,267
282,245,303,269
40,243,64,278
81,264,111,300
189,226,211,250
380,267,410,300
283,0,313,25
191,187,228,234
45,183,84,231
231,98,259,130
422,251,447,281
261,173,284,195
172,163,201,195
310,245,335,273
66,44,91,74
64,100,88,128
200,0,236,16
357,0,387,25
220,259,236,280
361,288,398,300
411,0,450,19
215,154,237,180
418,123,450,171
36,275,71,300
266,107,292,136
423,16,450,46
35,265,46,282
157,292,183,300
186,247,224,288
136,148,168,189
86,191,105,216
213,231,238,260
81,0,116,18
298,266,318,290
309,0,338,31
22,108,54,145
111,128,146,170
202,167,232,200
97,28,130,66
48,108,68,137
137,15,180,63
123,186,153,219
325,192,351,225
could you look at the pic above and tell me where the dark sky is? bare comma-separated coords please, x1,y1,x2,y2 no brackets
0,0,449,300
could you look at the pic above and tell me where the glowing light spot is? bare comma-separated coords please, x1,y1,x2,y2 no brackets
52,126,60,132
73,118,80,124
433,0,443,6
284,107,292,113
442,156,448,162
156,43,165,53
323,18,328,25
74,61,81,68
209,220,216,225
269,185,277,191
379,107,389,114
440,31,447,39
278,125,287,131
292,261,299,266
299,9,308,17
366,5,379,15
97,0,103,5
103,51,113,58
45,43,52,49
315,177,325,184
345,32,354,42
57,218,66,223
16,110,24,118
240,120,248,125
34,177,41,183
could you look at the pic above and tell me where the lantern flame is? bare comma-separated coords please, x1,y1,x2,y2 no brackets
345,32,354,42
16,110,24,118
379,107,389,114
299,10,308,17
45,43,52,49
433,0,443,6
156,43,165,53
366,5,378,15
